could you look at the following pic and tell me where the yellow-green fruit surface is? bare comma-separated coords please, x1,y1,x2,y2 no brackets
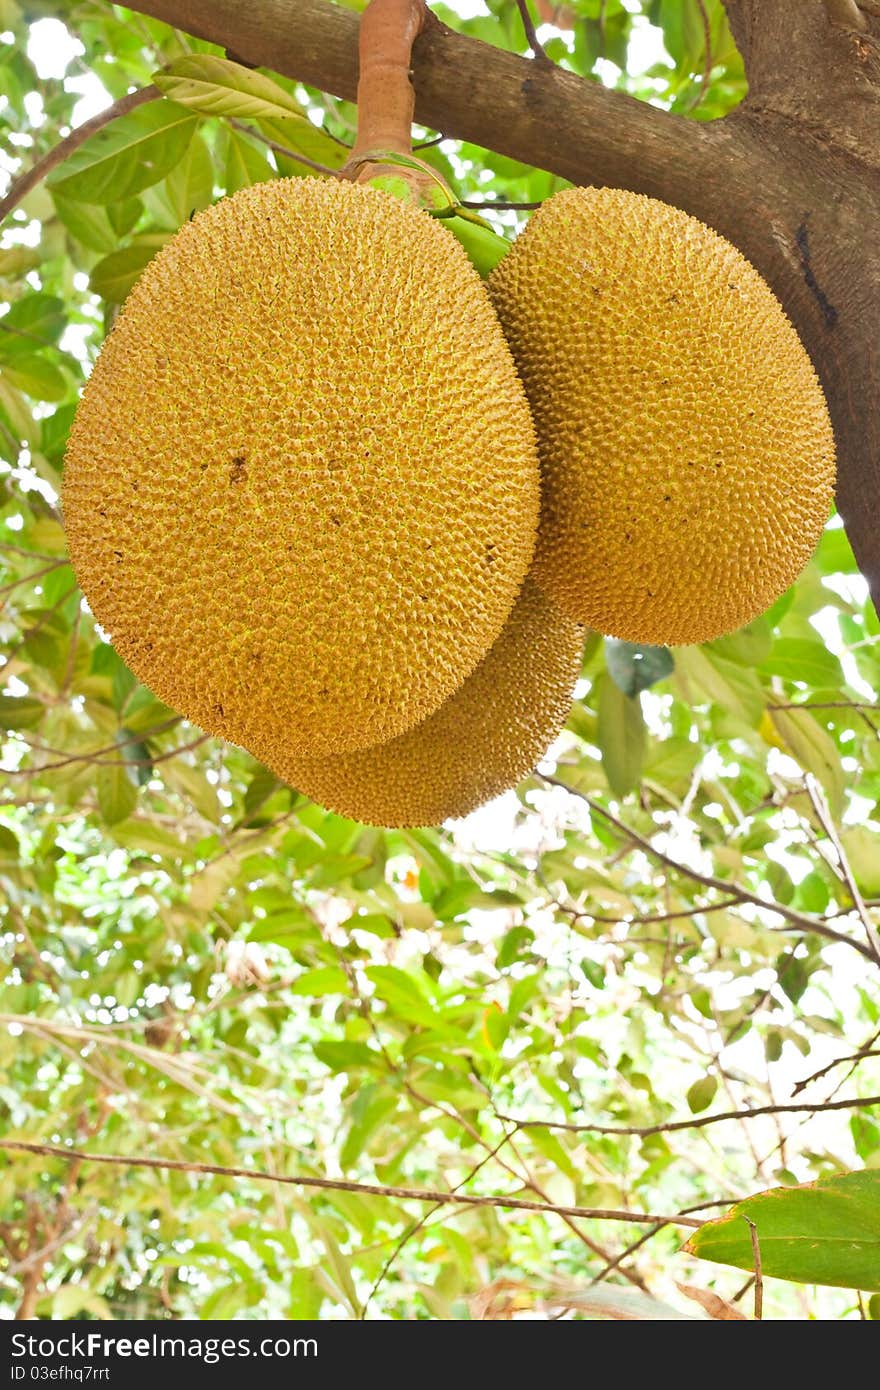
489,187,836,646
276,577,584,827
64,178,540,758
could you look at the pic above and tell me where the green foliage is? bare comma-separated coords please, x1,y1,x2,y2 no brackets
0,0,876,1323
687,1172,880,1291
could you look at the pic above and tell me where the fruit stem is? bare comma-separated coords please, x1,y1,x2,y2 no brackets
343,0,430,192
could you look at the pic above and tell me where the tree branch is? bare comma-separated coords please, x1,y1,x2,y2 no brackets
0,1141,703,1228
81,1,880,617
542,775,879,963
498,1093,880,1137
125,0,723,201
0,87,157,225
824,0,869,30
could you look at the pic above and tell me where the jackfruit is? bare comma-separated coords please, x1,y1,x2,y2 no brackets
489,187,835,646
63,177,540,758
274,577,584,827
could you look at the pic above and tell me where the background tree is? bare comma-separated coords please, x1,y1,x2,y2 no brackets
0,0,878,1320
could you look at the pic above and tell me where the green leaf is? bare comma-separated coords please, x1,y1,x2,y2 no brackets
686,1075,718,1113
605,639,673,697
0,695,44,730
597,671,645,797
840,826,880,896
257,116,346,176
154,55,313,124
313,1040,378,1072
761,638,844,689
0,824,20,860
89,234,169,303
1,356,68,402
769,706,845,817
223,126,275,193
96,758,138,825
51,194,120,254
675,645,763,728
0,247,41,276
686,1169,880,1291
0,293,65,355
48,100,199,203
291,967,348,996
157,131,214,225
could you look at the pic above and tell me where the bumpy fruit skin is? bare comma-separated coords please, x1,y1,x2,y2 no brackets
274,578,584,828
489,187,836,646
64,178,539,758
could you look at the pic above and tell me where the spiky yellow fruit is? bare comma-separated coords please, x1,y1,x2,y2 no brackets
489,187,835,646
274,578,584,827
64,178,539,758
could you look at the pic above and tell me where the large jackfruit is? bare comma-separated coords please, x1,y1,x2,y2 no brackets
489,187,835,647
64,178,540,758
276,577,584,828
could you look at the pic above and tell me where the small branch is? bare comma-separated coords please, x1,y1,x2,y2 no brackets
683,0,714,113
744,1217,763,1319
226,118,339,177
792,1029,880,1095
542,775,878,963
0,1141,703,1228
824,0,869,30
804,774,880,964
0,560,69,601
514,0,552,64
459,198,542,210
498,1093,880,1137
0,87,158,225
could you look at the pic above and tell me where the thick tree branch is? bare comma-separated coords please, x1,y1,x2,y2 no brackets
118,2,880,617
126,0,723,199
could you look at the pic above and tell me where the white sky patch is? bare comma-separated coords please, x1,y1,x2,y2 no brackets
66,73,114,126
627,16,669,74
23,91,45,126
27,17,84,79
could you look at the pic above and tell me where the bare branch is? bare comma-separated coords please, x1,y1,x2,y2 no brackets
803,774,880,964
499,1093,880,1137
542,775,878,963
514,0,552,64
0,88,158,225
227,118,339,176
683,0,714,113
0,1141,703,1228
743,1217,763,1319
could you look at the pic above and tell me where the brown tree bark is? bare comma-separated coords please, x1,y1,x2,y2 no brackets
127,0,880,615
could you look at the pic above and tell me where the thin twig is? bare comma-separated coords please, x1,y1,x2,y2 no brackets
792,1030,880,1095
361,1131,514,1317
803,774,880,964
514,0,552,63
226,118,339,177
459,198,542,211
498,1093,880,1137
542,774,877,962
0,560,69,600
0,87,159,224
683,0,713,113
744,1217,763,1319
0,1142,703,1227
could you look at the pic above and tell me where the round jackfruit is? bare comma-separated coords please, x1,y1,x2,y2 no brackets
273,577,584,827
488,187,835,646
64,178,539,758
